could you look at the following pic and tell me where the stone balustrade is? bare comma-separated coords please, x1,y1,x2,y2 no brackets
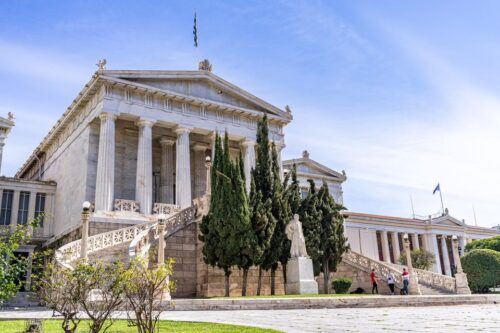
153,203,181,216
114,199,140,213
413,268,456,293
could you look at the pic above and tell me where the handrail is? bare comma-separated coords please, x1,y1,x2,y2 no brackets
413,268,456,293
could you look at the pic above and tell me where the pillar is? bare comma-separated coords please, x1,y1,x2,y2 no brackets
193,144,208,198
9,190,20,232
175,126,192,208
390,231,400,263
403,234,412,269
411,233,420,250
241,139,256,192
429,234,442,274
95,112,117,211
440,236,452,276
157,219,165,266
159,138,175,204
136,119,155,214
458,236,466,256
420,233,429,251
380,231,391,263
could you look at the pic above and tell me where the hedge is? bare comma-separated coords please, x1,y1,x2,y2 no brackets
461,249,500,293
332,277,352,294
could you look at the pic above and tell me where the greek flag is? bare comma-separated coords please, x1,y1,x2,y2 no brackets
193,12,198,47
433,183,440,195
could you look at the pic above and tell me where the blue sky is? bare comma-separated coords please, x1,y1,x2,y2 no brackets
1,0,500,227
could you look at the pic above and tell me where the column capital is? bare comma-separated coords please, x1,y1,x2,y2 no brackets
175,125,193,135
99,112,117,121
136,118,156,128
159,137,175,146
192,143,209,151
270,140,286,149
241,139,256,148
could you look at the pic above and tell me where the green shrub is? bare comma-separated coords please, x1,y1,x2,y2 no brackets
465,236,500,253
332,277,352,294
461,249,500,293
398,249,435,270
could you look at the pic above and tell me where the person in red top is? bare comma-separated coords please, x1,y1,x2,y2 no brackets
402,268,410,295
370,269,378,294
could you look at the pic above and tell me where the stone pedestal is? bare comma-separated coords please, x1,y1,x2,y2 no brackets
454,272,472,294
285,257,318,295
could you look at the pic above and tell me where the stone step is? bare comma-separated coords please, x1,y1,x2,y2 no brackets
418,284,453,295
88,241,132,264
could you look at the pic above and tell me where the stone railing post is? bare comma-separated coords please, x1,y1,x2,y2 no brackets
80,201,92,262
205,156,212,195
403,233,421,295
157,214,166,266
452,235,471,294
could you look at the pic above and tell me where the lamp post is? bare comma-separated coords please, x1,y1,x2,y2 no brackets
157,213,166,266
205,156,212,195
80,201,92,261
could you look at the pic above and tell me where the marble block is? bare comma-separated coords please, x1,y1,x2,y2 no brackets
286,257,318,295
455,272,472,294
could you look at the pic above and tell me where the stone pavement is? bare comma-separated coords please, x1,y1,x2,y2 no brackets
1,304,499,332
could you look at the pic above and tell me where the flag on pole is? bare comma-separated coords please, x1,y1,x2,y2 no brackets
193,12,198,47
433,183,440,195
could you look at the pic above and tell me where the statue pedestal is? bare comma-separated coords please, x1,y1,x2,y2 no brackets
286,257,318,295
454,272,471,294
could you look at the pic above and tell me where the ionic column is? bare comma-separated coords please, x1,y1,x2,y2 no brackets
440,235,452,276
458,236,466,256
159,138,175,204
0,141,4,176
135,119,155,214
420,233,429,251
411,233,420,250
428,234,442,274
95,113,117,211
193,144,208,198
390,231,401,262
241,139,256,192
380,231,391,263
175,126,192,208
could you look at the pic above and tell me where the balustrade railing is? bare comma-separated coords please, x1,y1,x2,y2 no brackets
413,268,456,293
114,199,140,213
153,203,181,216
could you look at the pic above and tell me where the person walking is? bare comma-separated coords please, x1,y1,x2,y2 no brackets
402,268,410,295
370,269,378,294
387,272,395,295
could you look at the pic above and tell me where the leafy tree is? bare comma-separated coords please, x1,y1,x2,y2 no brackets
261,143,292,295
123,257,174,333
199,132,252,297
75,261,126,333
465,236,500,253
316,182,350,294
249,115,277,295
299,179,322,275
398,249,436,270
0,218,40,304
461,249,500,293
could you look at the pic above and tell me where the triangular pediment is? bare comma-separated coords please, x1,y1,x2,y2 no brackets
432,215,465,227
102,70,291,120
283,155,346,182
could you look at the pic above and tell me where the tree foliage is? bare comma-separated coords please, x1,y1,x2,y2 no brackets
398,249,436,270
461,249,500,293
465,236,500,253
199,132,252,296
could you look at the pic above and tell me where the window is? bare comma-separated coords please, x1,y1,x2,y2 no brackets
0,190,14,225
17,192,30,225
34,193,46,226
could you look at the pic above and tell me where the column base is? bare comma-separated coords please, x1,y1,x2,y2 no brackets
454,272,471,294
285,257,318,295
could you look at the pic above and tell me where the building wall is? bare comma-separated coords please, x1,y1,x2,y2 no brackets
345,227,379,260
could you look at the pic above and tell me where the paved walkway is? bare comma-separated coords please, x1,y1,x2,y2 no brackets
1,304,499,332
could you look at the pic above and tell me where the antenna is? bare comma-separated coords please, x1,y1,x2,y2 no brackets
472,205,478,226
410,195,415,219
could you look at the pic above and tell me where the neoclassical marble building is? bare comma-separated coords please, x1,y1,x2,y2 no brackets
2,60,499,296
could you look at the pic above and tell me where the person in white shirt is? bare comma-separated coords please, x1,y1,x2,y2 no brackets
387,272,395,295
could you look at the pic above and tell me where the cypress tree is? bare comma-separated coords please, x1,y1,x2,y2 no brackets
299,179,323,276
199,132,252,297
249,115,276,295
261,143,292,295
316,182,350,294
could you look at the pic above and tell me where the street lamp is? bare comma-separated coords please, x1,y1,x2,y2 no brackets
80,201,92,261
205,156,212,195
157,213,167,266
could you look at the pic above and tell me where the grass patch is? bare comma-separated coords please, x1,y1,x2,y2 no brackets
0,319,280,333
211,293,376,299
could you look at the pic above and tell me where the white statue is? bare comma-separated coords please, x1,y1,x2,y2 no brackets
286,214,309,258
96,59,107,71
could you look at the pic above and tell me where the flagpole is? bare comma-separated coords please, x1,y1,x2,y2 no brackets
410,195,415,219
439,188,445,215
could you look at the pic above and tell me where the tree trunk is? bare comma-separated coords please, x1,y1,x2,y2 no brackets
323,259,329,294
256,267,263,296
224,269,231,297
242,268,249,296
282,262,288,294
270,268,276,295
